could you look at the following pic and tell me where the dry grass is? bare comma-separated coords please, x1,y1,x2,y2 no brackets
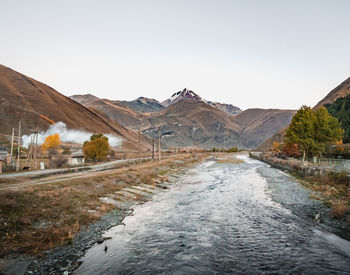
0,153,206,257
331,203,350,219
297,171,350,222
217,158,243,164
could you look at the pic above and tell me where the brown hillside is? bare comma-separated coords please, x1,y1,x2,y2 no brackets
233,109,296,148
0,65,145,150
147,100,243,148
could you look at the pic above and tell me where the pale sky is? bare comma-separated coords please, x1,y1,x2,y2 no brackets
1,0,349,110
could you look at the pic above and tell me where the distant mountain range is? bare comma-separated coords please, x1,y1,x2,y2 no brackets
71,90,295,149
71,88,242,116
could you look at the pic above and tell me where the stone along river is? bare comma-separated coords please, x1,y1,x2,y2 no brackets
75,155,350,274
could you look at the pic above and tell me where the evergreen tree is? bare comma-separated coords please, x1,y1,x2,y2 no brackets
325,94,350,143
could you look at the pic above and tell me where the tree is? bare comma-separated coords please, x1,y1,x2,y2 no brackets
281,142,301,158
83,134,110,161
313,107,344,155
335,139,344,154
285,106,316,160
285,106,343,159
42,134,61,154
272,141,280,152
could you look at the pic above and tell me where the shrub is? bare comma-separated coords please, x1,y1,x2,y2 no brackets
50,156,67,168
331,203,349,219
328,171,350,185
281,142,301,158
227,147,238,153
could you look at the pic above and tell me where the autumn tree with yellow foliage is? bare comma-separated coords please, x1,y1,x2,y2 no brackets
83,134,110,162
272,141,280,152
41,134,61,154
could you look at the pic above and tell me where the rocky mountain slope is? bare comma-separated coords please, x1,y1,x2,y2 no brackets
256,77,350,151
0,65,145,150
120,97,164,113
207,101,241,115
71,95,147,129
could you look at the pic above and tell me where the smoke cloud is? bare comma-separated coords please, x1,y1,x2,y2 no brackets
22,121,123,148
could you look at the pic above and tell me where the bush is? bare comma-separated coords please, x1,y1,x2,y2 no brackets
50,156,67,168
227,147,238,153
328,171,350,185
281,142,301,158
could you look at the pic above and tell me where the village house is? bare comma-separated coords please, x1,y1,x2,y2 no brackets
67,151,85,166
50,151,85,167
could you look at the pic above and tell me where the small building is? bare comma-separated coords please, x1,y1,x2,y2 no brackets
0,146,9,174
67,151,85,166
0,146,9,160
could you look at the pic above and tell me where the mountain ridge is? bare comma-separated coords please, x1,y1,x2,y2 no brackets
71,93,295,149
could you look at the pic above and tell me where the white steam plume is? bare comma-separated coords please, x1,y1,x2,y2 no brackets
22,121,123,148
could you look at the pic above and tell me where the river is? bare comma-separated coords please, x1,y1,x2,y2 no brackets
75,155,350,274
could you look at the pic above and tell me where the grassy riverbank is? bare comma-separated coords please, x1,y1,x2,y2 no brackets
0,153,206,258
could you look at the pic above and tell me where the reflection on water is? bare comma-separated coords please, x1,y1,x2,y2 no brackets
76,155,350,274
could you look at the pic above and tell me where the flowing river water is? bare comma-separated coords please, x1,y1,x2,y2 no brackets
75,155,350,274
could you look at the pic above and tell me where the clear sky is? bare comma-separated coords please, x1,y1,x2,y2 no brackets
1,0,349,110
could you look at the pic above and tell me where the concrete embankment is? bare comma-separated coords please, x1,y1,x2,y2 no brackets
250,152,350,178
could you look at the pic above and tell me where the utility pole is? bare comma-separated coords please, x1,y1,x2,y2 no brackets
16,121,21,171
158,133,161,162
34,131,38,170
138,128,141,162
152,139,155,161
25,135,34,167
10,128,14,165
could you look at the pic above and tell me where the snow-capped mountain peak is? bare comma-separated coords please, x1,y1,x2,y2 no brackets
162,88,204,106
